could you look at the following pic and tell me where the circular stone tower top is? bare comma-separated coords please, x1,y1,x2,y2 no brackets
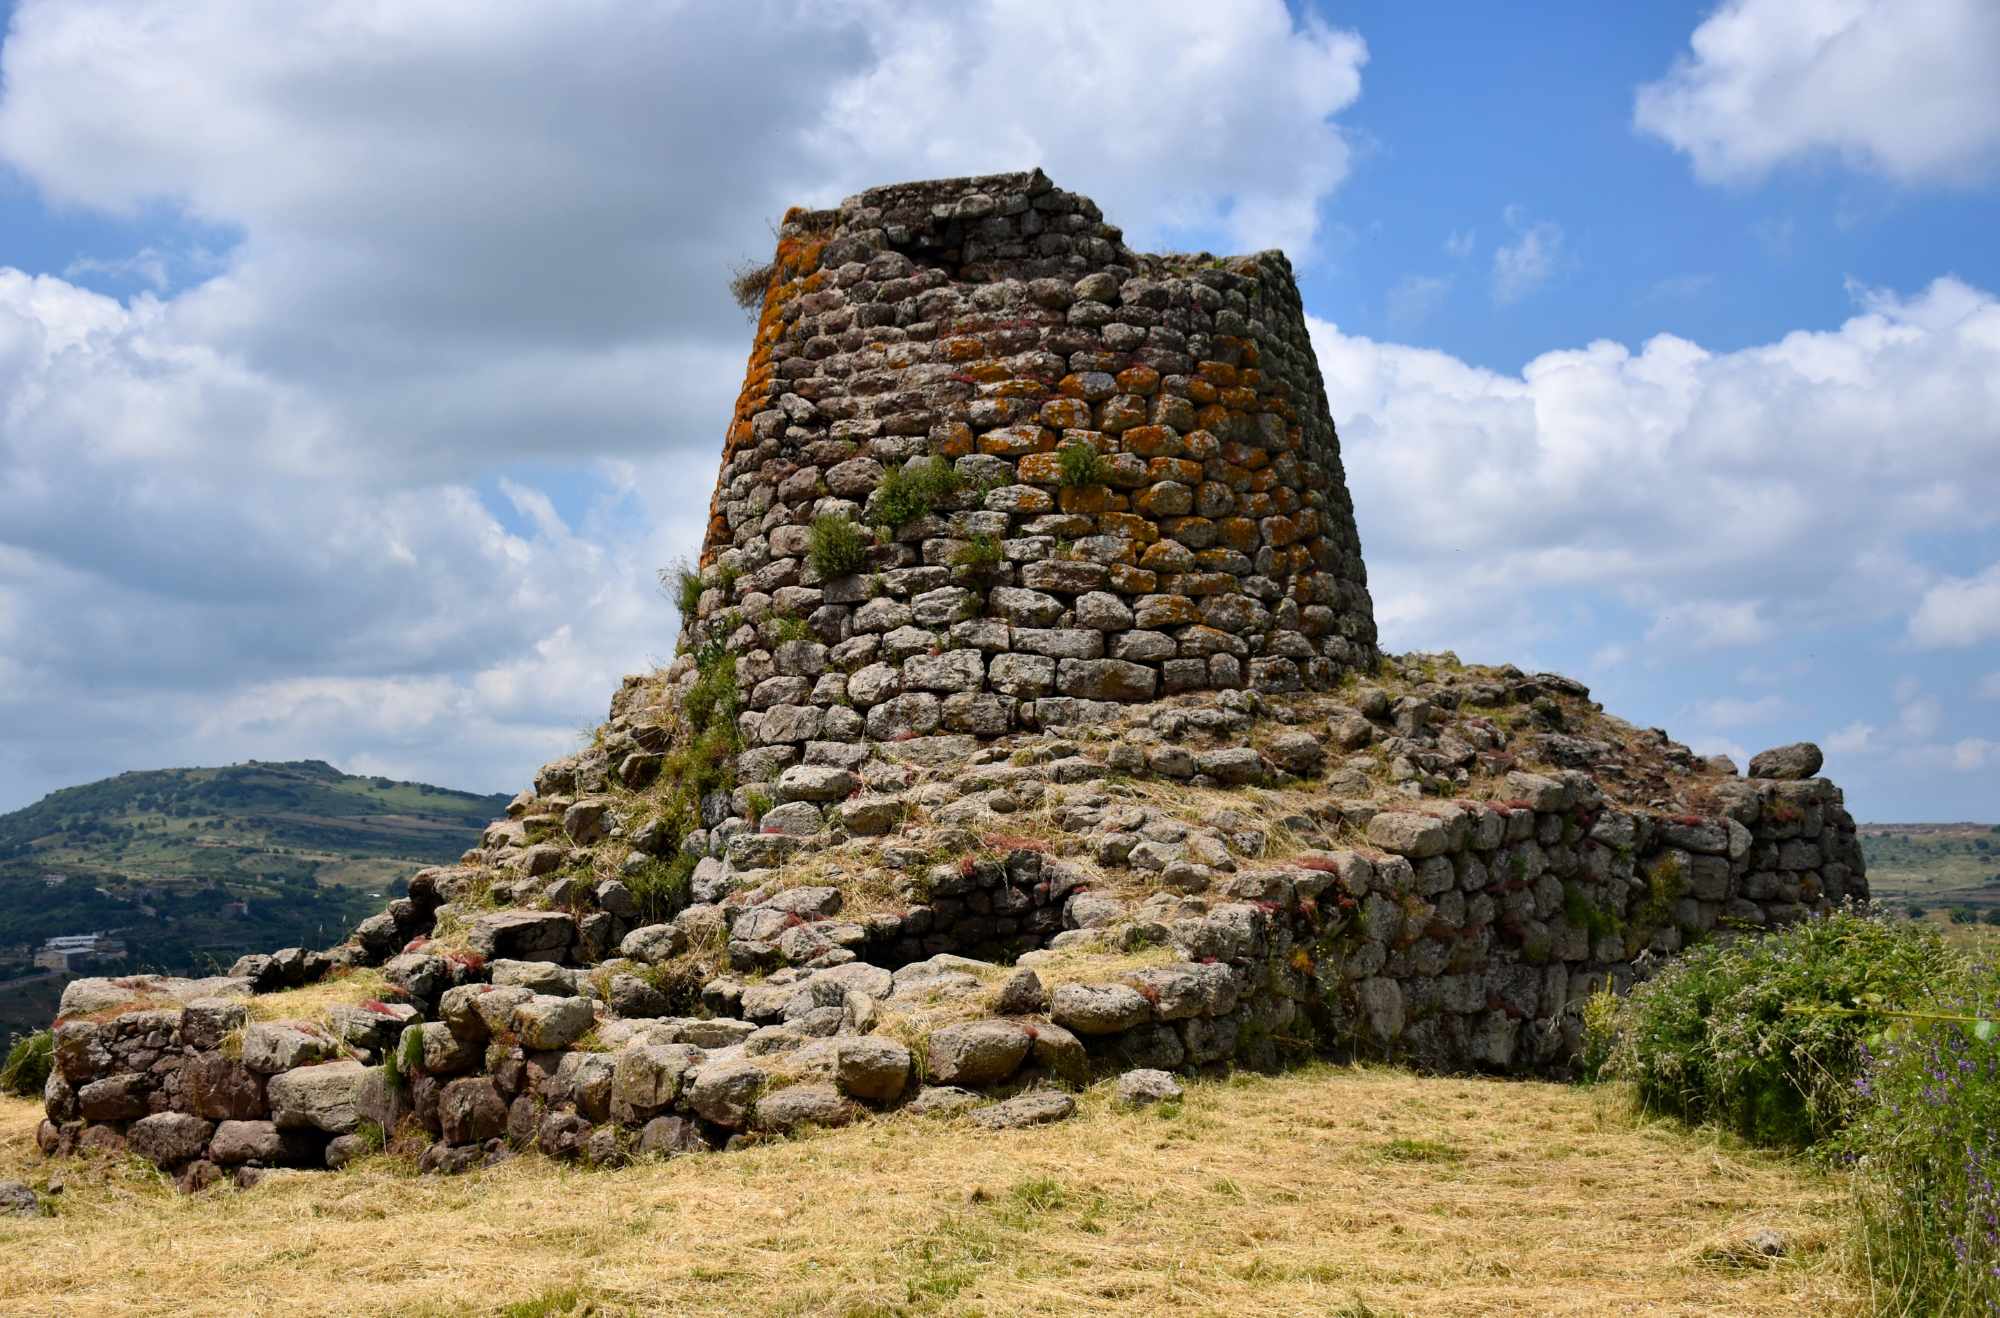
678,169,1377,745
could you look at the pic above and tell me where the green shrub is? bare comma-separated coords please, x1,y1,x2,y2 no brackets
872,456,964,528
664,559,704,617
807,513,870,578
1599,910,1959,1147
1055,439,1107,488
0,1030,52,1096
625,853,696,924
950,534,1005,575
1843,974,2000,1315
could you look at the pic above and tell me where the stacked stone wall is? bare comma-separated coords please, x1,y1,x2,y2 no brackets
680,169,1378,770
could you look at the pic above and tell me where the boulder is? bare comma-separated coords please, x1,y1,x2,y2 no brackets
438,1077,507,1146
1050,983,1151,1035
127,1112,214,1168
0,1182,42,1218
833,1037,913,1103
1748,742,1824,781
969,1091,1076,1131
512,995,595,1051
240,1021,340,1075
208,1119,286,1166
686,1058,767,1129
610,1044,698,1123
638,1115,710,1158
925,1020,1032,1087
267,1060,370,1135
1113,1069,1183,1107
467,910,574,962
753,1083,861,1131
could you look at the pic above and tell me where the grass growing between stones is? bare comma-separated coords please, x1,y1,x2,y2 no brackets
242,969,393,1025
0,1064,1857,1316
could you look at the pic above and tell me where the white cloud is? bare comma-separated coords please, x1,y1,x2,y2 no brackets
1385,275,1451,331
1491,207,1563,304
0,0,1373,809
1444,229,1476,260
1908,561,2000,648
1687,736,1750,764
1689,695,1790,727
1311,276,2000,658
1951,738,2000,772
1824,721,1876,755
1899,694,1944,740
1635,0,2000,185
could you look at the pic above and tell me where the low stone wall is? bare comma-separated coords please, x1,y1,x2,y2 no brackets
35,761,1859,1185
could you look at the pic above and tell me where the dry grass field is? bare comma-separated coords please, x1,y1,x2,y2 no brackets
0,1064,1857,1317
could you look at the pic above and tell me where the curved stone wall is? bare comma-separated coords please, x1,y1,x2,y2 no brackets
681,169,1378,749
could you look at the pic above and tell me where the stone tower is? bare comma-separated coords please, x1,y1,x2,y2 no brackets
676,169,1378,746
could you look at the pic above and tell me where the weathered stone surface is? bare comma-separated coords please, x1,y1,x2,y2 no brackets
241,1022,340,1075
638,1115,710,1157
467,910,573,962
128,1112,214,1168
1749,742,1824,780
438,1077,508,1145
686,1057,767,1129
1114,1069,1184,1107
0,1182,43,1218
512,995,595,1051
207,1120,285,1166
833,1037,913,1103
1051,983,1151,1035
1365,812,1452,859
267,1061,370,1135
926,1020,1032,1087
970,1090,1076,1131
610,1044,697,1123
753,1083,861,1131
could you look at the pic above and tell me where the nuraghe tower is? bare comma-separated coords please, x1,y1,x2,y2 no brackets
33,173,1865,1187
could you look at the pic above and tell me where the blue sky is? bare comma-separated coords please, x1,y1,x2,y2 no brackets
0,0,1996,822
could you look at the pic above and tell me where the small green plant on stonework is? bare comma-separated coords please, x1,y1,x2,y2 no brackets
744,788,773,823
391,1024,424,1089
769,613,811,644
0,1029,52,1096
625,853,696,923
950,534,1005,575
872,455,965,528
1632,853,1687,929
664,559,704,618
352,1118,386,1155
1562,880,1620,940
1055,438,1107,488
807,513,871,577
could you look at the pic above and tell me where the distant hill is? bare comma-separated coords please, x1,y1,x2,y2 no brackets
1857,821,2000,949
0,760,509,1034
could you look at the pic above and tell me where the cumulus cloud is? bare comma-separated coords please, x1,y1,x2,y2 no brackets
1824,721,1876,755
0,0,1370,809
1312,275,2000,659
1491,206,1563,304
1384,275,1451,331
1908,561,2000,648
1635,0,2000,185
1689,695,1790,728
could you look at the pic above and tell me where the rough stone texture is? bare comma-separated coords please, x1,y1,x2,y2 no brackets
267,1061,369,1135
128,1112,214,1168
1748,742,1824,781
925,1020,1032,1087
676,171,1378,740
1113,1069,1184,1107
970,1090,1076,1131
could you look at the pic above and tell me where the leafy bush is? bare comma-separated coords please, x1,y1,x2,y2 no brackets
659,559,703,618
1,1029,52,1096
625,853,696,924
807,514,870,578
1842,981,2000,1316
872,456,964,528
1055,439,1107,488
950,534,1005,575
1595,910,1959,1147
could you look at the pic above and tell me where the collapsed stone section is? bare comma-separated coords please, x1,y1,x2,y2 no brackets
677,169,1378,769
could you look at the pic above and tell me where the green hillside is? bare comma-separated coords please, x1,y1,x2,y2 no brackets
0,760,509,1033
1859,821,2000,952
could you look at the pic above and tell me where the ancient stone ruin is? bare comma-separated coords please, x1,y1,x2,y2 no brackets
32,172,1865,1190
